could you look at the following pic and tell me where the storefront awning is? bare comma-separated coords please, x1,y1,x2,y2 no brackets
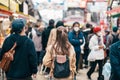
16,12,29,20
106,6,120,14
0,9,12,16
112,13,120,18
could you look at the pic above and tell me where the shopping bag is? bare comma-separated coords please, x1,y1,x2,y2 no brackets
0,43,16,71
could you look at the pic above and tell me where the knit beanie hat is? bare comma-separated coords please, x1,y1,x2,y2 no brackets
93,26,101,33
12,19,26,33
56,21,64,28
112,27,118,32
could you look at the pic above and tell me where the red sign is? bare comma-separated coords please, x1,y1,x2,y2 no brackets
0,9,12,16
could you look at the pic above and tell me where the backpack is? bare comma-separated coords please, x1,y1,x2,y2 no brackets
28,32,33,39
111,34,119,44
53,55,70,78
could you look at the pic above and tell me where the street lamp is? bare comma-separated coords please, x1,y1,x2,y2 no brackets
8,0,10,10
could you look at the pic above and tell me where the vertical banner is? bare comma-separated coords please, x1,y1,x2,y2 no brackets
80,0,88,8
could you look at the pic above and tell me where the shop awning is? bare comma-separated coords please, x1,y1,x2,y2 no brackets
106,6,120,14
0,9,12,16
112,13,120,18
16,12,29,20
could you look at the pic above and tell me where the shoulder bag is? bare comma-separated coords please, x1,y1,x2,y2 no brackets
0,42,16,72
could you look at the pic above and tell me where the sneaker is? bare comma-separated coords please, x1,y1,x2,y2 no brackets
98,75,104,80
44,74,50,78
87,73,91,80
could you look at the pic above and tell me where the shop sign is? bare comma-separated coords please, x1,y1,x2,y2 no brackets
10,0,17,12
0,0,9,7
23,2,28,15
79,0,87,8
2,18,10,30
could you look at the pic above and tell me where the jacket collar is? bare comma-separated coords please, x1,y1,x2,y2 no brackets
117,41,120,49
118,45,120,49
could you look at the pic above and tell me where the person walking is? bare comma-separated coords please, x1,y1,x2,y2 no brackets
87,26,105,80
107,27,120,46
68,22,84,72
43,26,76,80
47,20,64,47
42,19,55,51
32,24,43,71
0,19,38,80
83,23,93,68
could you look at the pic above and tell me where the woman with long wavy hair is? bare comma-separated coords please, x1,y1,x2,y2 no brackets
43,26,76,80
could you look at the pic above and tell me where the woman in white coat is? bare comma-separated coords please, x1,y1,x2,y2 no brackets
87,26,105,80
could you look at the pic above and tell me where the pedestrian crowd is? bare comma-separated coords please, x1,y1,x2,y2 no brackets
0,17,120,80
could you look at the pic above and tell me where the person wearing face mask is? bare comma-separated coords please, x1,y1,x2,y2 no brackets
68,22,84,73
87,26,105,80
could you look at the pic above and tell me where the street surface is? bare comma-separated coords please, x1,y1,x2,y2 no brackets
0,68,98,80
35,68,98,80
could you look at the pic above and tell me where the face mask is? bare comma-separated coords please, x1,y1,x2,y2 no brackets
73,27,79,32
97,32,102,36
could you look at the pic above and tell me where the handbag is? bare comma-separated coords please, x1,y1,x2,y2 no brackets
0,42,16,72
53,55,70,78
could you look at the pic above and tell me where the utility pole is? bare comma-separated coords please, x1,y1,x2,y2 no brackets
8,0,10,10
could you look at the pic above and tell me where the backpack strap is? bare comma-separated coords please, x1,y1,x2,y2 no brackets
112,34,119,38
10,42,17,52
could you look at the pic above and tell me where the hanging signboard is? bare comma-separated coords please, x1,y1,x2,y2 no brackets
79,0,87,8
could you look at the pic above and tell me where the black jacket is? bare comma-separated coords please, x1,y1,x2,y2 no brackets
110,41,120,80
42,26,54,50
0,34,37,79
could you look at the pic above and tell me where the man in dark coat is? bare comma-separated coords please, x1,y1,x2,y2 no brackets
0,19,37,80
42,19,55,74
42,19,55,51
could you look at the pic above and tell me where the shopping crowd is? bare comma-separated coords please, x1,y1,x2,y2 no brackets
0,17,120,80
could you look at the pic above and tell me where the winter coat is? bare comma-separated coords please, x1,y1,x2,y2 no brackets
68,30,84,53
89,34,105,60
32,29,42,52
0,34,37,79
43,45,76,80
83,28,91,49
42,26,54,50
109,41,120,80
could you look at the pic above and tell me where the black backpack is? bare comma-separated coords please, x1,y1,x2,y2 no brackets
112,34,119,44
53,55,70,78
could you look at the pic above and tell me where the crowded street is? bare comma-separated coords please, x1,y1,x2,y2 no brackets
0,0,120,80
